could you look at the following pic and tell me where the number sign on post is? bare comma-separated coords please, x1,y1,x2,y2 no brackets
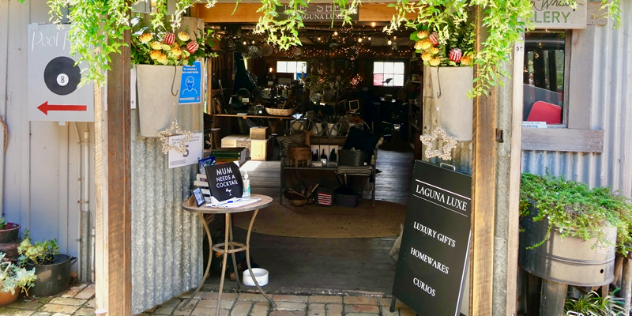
168,133,203,169
392,161,471,316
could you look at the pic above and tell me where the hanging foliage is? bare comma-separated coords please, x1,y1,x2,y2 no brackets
383,0,620,97
20,0,621,94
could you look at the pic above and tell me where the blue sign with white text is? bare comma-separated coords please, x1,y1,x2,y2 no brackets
179,61,202,104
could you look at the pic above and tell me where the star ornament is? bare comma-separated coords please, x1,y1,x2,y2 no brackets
419,127,458,160
156,121,193,155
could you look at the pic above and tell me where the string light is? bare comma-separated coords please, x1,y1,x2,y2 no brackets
371,22,376,27
368,37,372,41
358,38,363,43
243,41,247,45
387,40,392,45
334,31,338,36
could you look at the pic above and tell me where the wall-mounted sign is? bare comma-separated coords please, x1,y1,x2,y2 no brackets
392,161,471,316
28,24,94,122
179,61,202,104
276,4,358,22
168,133,203,169
530,0,587,29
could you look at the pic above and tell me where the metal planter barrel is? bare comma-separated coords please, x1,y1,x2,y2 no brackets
27,254,77,297
519,206,616,286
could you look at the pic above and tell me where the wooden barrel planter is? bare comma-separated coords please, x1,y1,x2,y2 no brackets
519,206,617,286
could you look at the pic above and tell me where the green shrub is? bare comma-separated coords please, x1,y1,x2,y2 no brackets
520,173,632,255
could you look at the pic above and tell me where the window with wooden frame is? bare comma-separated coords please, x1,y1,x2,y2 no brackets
373,61,405,87
521,25,605,153
523,30,570,127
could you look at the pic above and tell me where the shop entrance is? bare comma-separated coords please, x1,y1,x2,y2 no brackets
198,17,422,296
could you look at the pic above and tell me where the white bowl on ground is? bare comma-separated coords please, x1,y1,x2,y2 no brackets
242,268,269,287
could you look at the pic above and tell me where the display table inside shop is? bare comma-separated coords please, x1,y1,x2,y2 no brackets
180,194,276,315
281,164,376,207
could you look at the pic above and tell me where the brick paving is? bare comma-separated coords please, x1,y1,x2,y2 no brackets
0,283,414,316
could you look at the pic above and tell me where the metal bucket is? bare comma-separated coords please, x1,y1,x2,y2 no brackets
27,254,77,297
0,223,20,243
519,206,616,286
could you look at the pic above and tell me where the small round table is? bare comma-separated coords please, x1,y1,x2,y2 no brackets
180,194,276,315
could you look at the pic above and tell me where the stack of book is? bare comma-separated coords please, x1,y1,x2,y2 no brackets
210,147,249,166
193,174,211,203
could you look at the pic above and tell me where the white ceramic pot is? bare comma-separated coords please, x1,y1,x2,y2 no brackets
429,66,474,141
311,122,324,136
326,123,341,136
136,64,183,137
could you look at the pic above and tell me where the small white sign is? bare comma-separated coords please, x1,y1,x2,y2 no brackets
523,121,548,128
168,133,203,169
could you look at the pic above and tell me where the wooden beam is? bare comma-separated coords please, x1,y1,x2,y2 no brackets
357,4,417,22
95,20,132,315
539,279,567,316
521,128,604,152
470,6,495,316
194,3,415,23
587,1,608,26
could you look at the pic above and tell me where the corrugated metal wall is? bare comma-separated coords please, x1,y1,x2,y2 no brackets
130,105,204,313
522,0,632,197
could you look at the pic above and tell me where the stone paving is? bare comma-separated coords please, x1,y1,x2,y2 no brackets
0,283,95,316
0,284,415,316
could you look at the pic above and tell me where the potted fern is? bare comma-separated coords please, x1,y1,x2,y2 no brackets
17,232,76,297
519,173,632,287
0,253,36,305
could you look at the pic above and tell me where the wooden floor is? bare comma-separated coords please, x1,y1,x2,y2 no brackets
204,140,415,295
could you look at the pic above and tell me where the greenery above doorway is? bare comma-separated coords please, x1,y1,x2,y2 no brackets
21,0,621,96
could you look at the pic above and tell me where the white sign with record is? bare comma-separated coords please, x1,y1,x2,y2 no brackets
27,24,94,122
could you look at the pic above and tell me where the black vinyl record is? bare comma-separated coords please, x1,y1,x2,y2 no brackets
43,56,81,96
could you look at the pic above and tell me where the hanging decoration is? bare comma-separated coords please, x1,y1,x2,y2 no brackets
156,121,194,154
419,127,458,160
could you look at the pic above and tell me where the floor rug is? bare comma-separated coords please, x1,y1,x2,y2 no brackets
232,199,407,238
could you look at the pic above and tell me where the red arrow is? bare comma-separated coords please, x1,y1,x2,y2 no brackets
38,101,87,115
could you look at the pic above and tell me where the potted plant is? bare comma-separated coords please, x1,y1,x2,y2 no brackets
0,217,20,244
131,16,217,137
409,20,476,141
0,253,36,305
519,173,632,286
17,232,76,297
564,289,625,315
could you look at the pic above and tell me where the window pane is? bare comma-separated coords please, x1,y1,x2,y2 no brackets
394,62,405,74
394,74,404,86
384,62,394,73
523,31,566,125
373,74,384,86
374,62,384,73
277,61,286,73
286,61,296,74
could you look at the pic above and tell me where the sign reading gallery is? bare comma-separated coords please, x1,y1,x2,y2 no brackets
530,0,587,29
392,161,472,316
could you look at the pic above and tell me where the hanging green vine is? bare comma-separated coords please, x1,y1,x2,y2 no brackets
383,0,620,97
21,0,620,91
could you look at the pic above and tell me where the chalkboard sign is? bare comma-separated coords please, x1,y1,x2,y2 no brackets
392,161,471,316
204,164,244,202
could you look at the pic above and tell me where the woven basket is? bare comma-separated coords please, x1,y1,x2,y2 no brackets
289,145,311,161
265,107,296,116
